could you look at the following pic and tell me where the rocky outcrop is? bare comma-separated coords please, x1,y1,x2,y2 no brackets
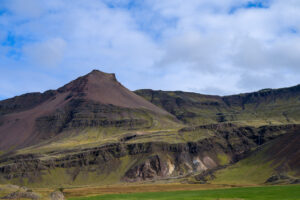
123,155,168,181
50,191,65,200
1,191,40,200
265,174,300,184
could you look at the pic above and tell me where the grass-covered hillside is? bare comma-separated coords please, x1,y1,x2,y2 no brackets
211,130,300,185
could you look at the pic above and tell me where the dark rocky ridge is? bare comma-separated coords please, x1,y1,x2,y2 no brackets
135,85,300,124
0,90,56,116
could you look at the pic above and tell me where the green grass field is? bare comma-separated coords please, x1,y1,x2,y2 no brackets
69,185,300,200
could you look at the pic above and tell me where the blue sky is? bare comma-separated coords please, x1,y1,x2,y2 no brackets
0,0,300,100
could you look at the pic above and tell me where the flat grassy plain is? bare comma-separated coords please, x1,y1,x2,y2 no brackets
68,185,300,200
64,184,230,197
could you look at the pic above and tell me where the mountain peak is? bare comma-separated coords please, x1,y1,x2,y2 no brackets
56,69,169,115
87,69,117,82
57,69,118,94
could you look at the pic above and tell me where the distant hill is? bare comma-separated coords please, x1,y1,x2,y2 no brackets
135,85,300,126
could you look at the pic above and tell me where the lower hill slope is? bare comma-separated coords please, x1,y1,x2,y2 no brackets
0,123,298,187
209,129,300,185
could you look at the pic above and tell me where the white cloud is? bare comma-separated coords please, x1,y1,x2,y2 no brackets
158,32,230,72
2,0,44,19
0,0,300,99
23,38,66,68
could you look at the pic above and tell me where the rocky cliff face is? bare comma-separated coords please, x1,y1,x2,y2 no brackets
0,124,297,186
35,99,153,137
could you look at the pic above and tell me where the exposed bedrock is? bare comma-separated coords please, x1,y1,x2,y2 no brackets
35,99,152,136
0,124,298,185
0,141,228,184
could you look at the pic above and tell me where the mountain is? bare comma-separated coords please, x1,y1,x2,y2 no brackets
0,70,299,187
135,85,300,126
0,70,174,150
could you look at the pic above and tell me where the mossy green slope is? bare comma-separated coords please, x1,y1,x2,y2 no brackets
211,130,300,185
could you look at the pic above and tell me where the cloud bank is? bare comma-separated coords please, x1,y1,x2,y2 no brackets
0,0,299,99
